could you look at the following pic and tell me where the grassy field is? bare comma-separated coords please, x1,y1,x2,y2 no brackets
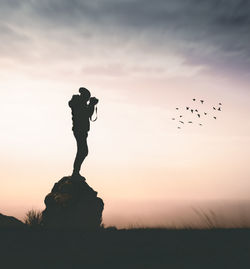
1,227,250,269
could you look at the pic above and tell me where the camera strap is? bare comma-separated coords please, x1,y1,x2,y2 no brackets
90,106,98,122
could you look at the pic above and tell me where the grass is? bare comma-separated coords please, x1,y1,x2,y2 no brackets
22,207,250,230
1,208,249,268
24,209,43,228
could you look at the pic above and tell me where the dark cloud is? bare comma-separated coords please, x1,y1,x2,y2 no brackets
0,0,249,76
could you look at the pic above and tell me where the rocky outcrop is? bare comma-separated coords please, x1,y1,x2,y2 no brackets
0,213,24,228
42,176,104,230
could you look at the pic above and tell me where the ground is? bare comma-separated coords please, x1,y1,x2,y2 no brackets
1,228,250,269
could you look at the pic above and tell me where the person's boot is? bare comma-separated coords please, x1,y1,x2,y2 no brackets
71,171,85,181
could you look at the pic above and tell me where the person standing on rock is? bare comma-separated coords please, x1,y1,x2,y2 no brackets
69,87,98,178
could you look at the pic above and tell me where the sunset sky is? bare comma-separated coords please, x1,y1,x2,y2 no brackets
1,0,250,228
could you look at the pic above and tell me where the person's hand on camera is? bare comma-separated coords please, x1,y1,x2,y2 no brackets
89,97,99,105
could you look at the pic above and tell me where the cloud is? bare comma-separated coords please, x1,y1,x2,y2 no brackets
0,0,249,78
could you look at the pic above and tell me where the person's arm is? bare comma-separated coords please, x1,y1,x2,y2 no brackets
88,103,95,118
88,98,99,118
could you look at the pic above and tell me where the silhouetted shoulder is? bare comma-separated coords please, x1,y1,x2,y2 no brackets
68,94,81,108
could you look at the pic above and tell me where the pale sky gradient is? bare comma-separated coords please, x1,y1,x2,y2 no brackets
1,0,250,228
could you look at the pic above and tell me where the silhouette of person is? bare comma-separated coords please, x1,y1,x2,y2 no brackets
69,87,98,178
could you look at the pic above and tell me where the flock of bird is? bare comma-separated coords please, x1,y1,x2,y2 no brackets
172,98,222,129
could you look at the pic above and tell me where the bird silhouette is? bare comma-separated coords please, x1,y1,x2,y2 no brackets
193,98,196,101
219,103,222,106
195,109,198,112
197,114,200,118
199,123,203,126
176,108,179,110
191,109,194,113
178,127,181,129
186,107,189,110
180,115,183,118
213,107,216,110
200,100,204,104
172,118,175,120
218,107,221,111
188,121,193,123
204,112,207,115
179,121,184,124
213,116,217,119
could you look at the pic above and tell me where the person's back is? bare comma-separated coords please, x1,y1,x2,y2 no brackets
69,94,90,132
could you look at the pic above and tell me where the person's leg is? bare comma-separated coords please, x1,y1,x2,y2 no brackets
72,131,88,176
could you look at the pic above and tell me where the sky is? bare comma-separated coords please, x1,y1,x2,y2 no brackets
1,0,250,228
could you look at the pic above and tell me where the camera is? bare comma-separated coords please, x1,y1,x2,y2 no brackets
89,97,99,105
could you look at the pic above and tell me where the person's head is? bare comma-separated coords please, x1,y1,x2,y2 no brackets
79,87,91,102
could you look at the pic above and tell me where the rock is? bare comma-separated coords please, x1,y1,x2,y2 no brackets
0,213,24,228
42,176,104,230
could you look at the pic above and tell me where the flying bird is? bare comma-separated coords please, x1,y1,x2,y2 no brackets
188,121,193,123
176,108,179,110
195,109,198,112
213,116,217,119
204,112,207,115
180,115,183,118
219,103,222,106
179,121,184,124
199,123,203,126
191,109,194,113
178,127,181,129
193,98,196,101
200,100,204,104
186,107,189,110
218,107,221,111
197,114,200,118
213,107,216,110
172,118,175,120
